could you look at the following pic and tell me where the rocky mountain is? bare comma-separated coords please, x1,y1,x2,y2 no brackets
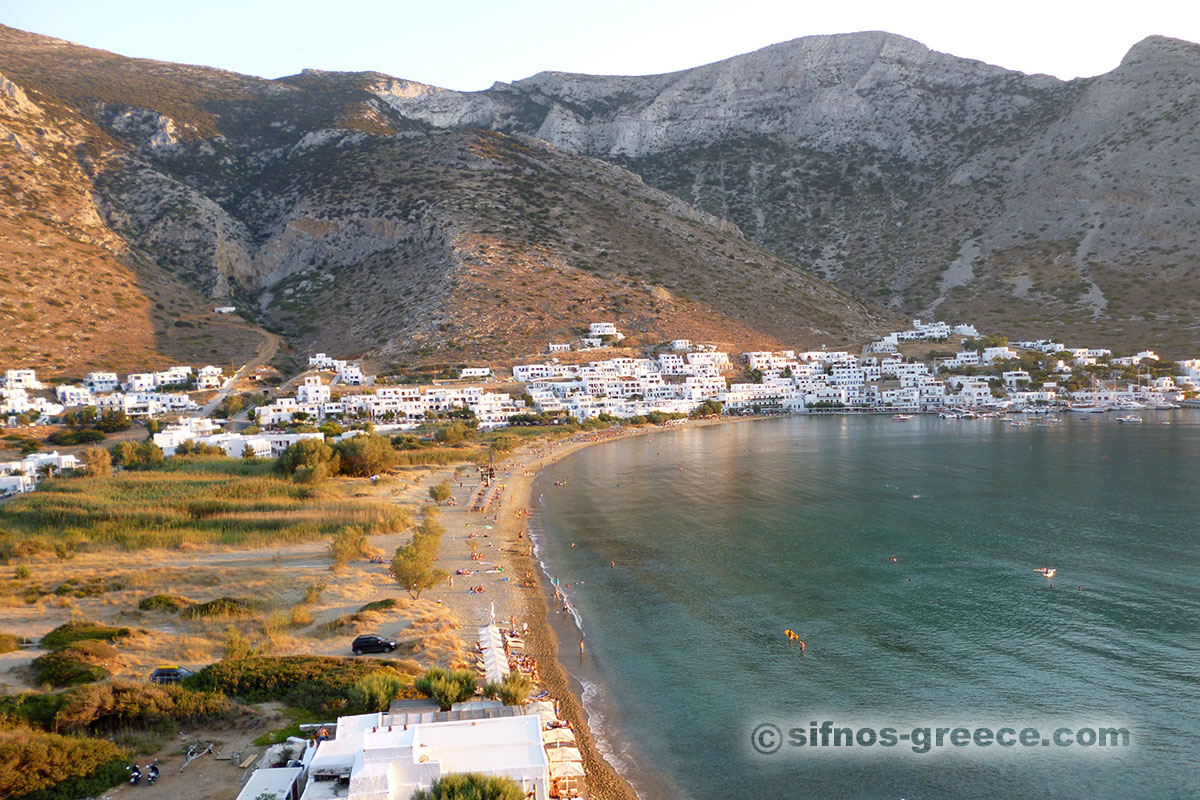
0,25,889,376
376,32,1200,355
2,25,1196,378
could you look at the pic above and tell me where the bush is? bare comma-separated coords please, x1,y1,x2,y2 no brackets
0,632,22,653
186,656,416,712
411,772,525,800
0,727,127,800
40,621,130,651
333,435,396,477
357,599,398,613
32,641,119,687
483,671,534,706
277,439,339,481
413,667,476,711
47,429,106,446
52,680,240,733
329,526,372,569
182,597,255,619
347,671,409,713
137,594,191,613
428,479,451,505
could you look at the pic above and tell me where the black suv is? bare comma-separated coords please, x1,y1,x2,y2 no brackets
352,634,398,655
148,665,193,685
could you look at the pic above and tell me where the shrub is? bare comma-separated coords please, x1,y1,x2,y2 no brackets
52,680,240,733
411,772,525,800
137,594,191,613
329,526,372,569
0,727,127,800
333,434,396,477
428,479,451,505
32,641,119,687
347,671,409,713
78,447,111,477
277,439,339,479
0,632,21,653
483,671,534,706
186,656,415,712
182,597,255,619
40,621,130,651
413,668,476,711
357,599,398,613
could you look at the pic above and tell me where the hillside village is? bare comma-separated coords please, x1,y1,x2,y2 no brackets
3,319,1198,498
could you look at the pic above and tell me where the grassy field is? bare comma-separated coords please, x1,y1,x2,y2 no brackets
0,457,408,554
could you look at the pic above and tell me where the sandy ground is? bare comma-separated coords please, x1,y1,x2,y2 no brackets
3,420,734,800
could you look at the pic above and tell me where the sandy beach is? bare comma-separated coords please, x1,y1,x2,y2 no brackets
419,419,744,800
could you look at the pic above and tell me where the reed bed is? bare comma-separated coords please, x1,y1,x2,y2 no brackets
0,459,409,553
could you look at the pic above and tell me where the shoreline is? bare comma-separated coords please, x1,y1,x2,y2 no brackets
420,418,747,800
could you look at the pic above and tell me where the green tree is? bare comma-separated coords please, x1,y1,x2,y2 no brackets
428,479,452,505
217,395,244,419
79,447,111,478
410,773,524,800
109,441,137,468
329,526,372,570
277,438,340,479
391,514,446,600
413,668,476,712
333,434,396,477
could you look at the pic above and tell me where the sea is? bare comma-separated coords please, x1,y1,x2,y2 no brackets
530,412,1200,800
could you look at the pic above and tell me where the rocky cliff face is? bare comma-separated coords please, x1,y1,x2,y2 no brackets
374,32,1200,353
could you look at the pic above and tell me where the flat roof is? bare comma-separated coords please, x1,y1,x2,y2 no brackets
236,767,303,800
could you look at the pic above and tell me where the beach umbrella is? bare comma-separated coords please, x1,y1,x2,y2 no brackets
541,728,576,745
549,761,586,778
546,747,583,763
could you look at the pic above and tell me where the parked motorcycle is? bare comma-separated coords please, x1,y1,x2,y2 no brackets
126,763,141,785
145,759,160,785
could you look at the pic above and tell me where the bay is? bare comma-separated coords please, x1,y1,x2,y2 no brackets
533,413,1200,800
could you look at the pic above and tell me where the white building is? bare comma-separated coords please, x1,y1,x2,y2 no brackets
3,369,42,390
84,372,120,393
303,708,550,800
460,367,493,379
547,343,571,353
588,322,620,338
297,377,331,405
671,339,693,351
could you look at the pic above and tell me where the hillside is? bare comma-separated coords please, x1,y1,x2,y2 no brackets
0,61,266,377
0,25,891,376
375,32,1200,355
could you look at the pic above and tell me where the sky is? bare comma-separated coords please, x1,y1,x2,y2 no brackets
2,1,1199,90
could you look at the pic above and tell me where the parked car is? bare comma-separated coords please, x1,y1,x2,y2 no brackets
352,633,398,655
148,665,193,685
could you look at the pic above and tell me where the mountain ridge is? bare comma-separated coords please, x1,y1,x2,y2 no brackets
1,24,1197,376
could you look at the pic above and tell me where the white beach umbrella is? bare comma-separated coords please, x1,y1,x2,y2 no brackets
549,761,586,779
546,747,583,763
541,728,577,745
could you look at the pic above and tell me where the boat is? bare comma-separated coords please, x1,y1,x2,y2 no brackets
1034,567,1057,578
1070,402,1104,417
1116,415,1142,424
892,414,914,421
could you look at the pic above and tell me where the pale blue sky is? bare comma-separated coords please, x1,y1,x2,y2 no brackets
2,1,1198,90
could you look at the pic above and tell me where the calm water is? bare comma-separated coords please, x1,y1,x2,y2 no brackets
533,413,1200,800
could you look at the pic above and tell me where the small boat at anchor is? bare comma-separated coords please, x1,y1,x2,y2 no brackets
892,414,914,421
1034,567,1057,578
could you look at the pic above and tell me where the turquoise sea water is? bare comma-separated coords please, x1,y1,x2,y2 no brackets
532,413,1200,800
